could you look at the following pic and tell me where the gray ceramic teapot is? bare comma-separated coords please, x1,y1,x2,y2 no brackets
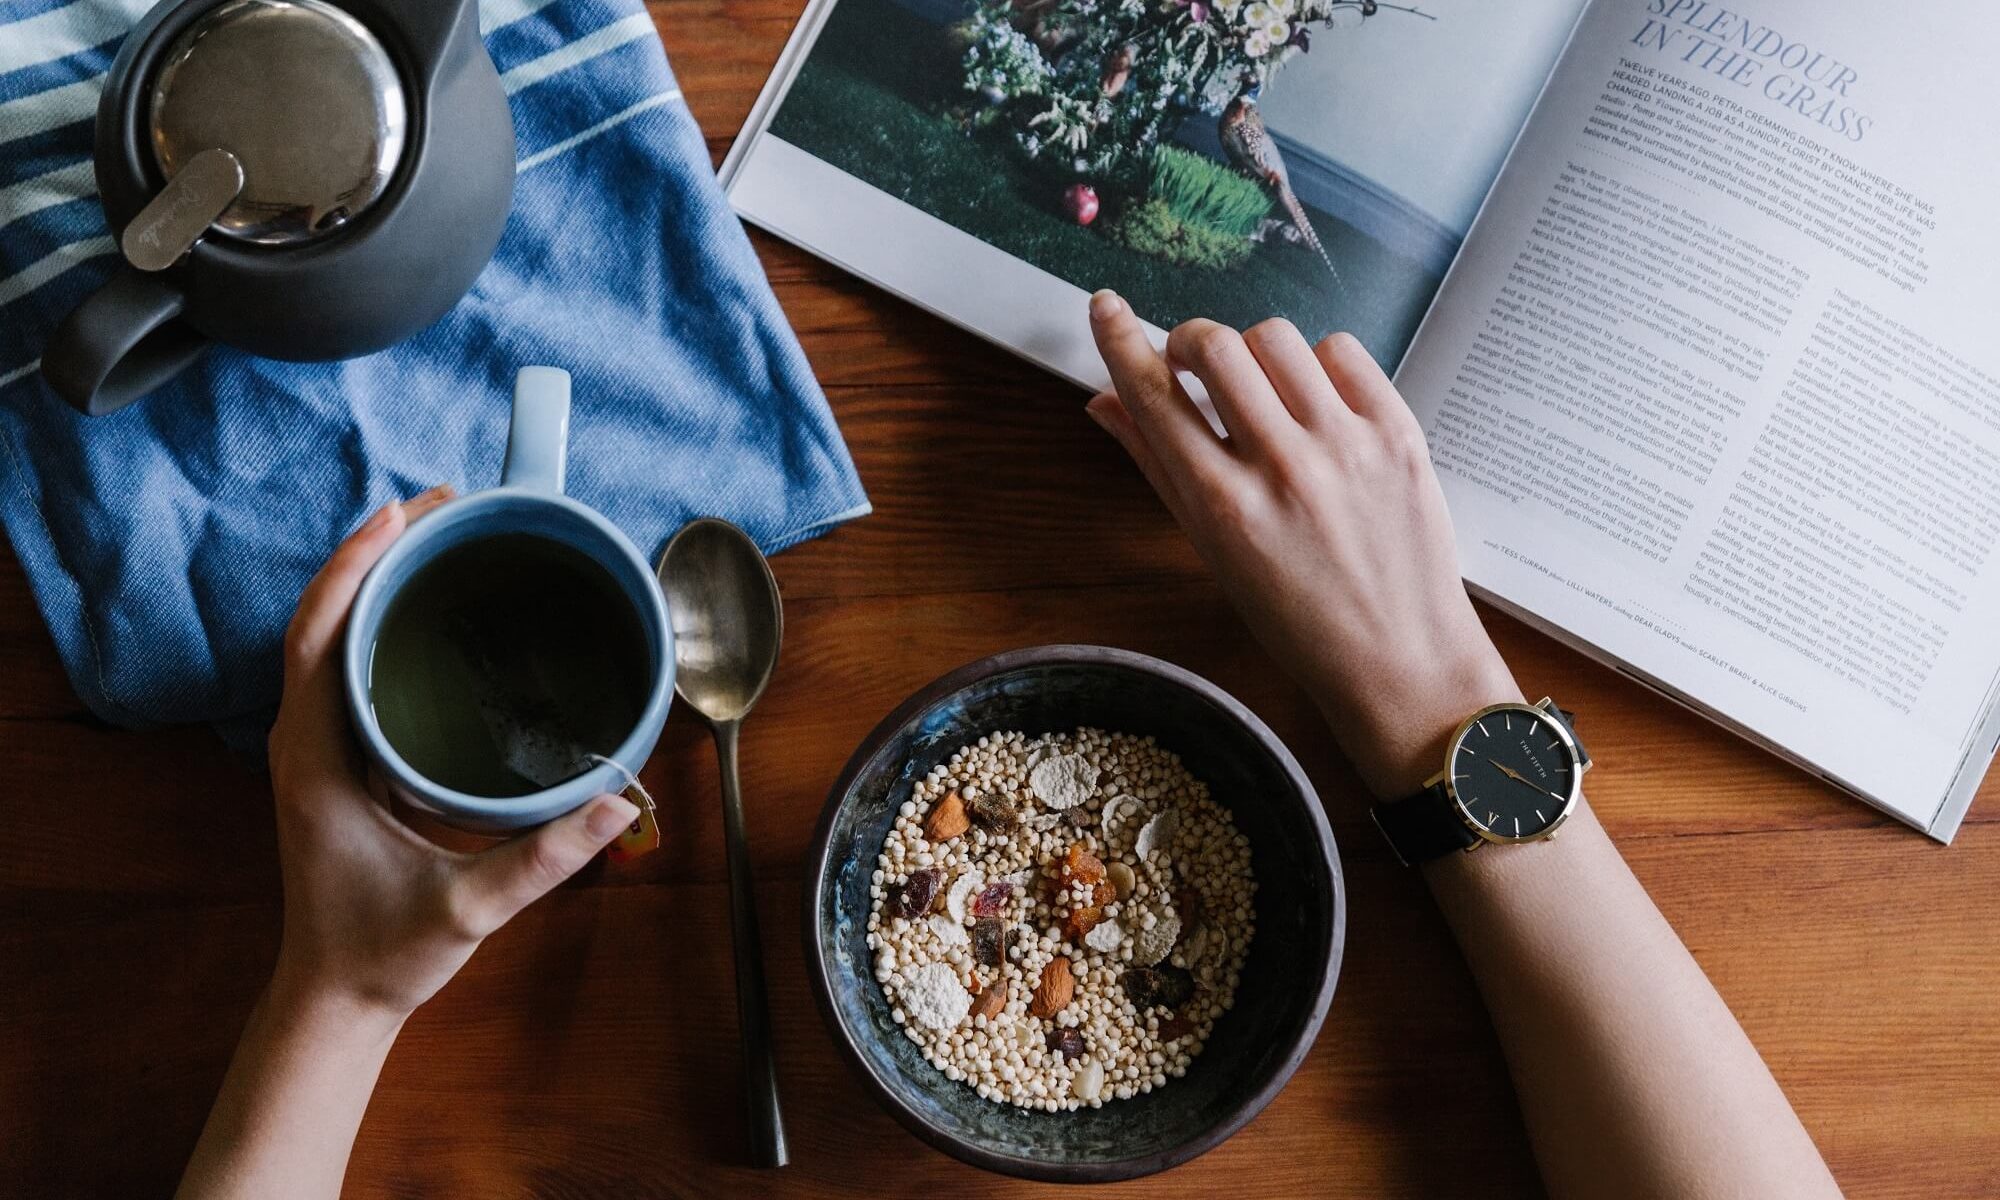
42,0,516,416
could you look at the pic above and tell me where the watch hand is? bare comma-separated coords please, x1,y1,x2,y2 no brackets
1478,755,1568,803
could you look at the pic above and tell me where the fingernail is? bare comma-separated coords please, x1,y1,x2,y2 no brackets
400,484,455,519
1090,290,1124,321
1084,398,1111,430
358,502,396,535
586,795,640,840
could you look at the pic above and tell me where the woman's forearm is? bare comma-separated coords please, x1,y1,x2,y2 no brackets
176,973,404,1200
1423,800,1841,1200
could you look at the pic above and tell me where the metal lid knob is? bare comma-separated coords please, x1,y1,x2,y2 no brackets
148,0,408,246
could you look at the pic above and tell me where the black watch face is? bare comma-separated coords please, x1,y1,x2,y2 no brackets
1449,707,1578,841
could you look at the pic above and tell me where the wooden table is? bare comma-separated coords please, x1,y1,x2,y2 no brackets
6,5,1998,1196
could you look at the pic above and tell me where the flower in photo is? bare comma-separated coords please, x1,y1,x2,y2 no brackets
1243,28,1269,55
1242,2,1274,27
1262,18,1290,45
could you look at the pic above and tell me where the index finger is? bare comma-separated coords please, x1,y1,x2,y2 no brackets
283,484,452,676
1088,291,1228,475
273,486,455,775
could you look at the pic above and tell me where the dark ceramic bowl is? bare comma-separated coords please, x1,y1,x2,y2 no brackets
805,645,1344,1183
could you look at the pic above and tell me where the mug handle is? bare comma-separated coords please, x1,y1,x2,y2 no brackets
41,266,208,417
502,366,571,494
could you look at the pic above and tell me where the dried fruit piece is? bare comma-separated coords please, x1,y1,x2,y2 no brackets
969,984,1007,1022
1122,963,1196,1011
1030,753,1098,810
970,880,1014,918
1092,880,1117,907
1063,905,1105,941
1122,965,1164,1009
924,791,971,841
891,867,944,918
1106,861,1136,901
1046,1027,1086,1062
965,790,1019,833
905,961,972,1030
1062,844,1106,886
1031,957,1076,1017
972,917,1006,967
1157,1013,1194,1043
1154,964,1196,1007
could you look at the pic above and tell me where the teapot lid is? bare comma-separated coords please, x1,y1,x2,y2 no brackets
148,0,408,246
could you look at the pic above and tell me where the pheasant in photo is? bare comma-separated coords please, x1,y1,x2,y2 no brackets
1219,94,1339,282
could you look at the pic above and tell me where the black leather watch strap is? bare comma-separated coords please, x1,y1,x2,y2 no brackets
1370,784,1480,867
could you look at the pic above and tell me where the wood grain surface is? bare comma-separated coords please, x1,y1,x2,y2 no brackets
4,3,1997,1197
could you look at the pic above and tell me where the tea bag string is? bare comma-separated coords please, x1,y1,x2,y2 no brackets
585,753,657,817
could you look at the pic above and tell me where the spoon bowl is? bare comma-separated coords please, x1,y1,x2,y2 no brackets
660,518,783,723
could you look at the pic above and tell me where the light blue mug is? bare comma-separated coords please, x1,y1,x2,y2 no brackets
342,367,675,832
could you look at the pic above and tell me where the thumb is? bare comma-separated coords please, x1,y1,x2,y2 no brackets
458,794,638,933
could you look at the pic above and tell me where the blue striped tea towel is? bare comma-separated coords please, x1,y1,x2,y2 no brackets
0,0,868,744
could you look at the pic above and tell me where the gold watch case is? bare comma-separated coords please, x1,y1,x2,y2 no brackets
1423,697,1587,849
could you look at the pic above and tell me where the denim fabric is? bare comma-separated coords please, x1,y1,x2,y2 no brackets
0,0,869,745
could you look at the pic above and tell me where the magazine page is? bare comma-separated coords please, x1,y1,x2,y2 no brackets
1395,0,2000,836
725,0,1586,388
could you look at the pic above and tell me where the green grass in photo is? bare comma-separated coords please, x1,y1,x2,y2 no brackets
1112,199,1255,270
1146,145,1272,239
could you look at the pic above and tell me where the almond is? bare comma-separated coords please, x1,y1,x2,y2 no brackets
1030,956,1075,1017
969,983,1007,1022
924,791,971,841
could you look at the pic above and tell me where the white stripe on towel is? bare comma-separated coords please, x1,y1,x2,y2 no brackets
516,88,679,172
0,360,41,389
0,0,154,77
0,160,96,232
0,234,115,307
0,76,106,147
478,0,563,34
498,10,655,95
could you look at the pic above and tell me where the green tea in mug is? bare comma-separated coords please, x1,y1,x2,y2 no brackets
368,533,652,797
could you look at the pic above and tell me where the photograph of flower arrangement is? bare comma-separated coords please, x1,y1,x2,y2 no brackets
764,0,1452,366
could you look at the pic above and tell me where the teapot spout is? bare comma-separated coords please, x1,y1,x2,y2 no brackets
359,0,483,81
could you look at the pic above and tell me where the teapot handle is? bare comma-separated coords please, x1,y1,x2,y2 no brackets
40,267,208,417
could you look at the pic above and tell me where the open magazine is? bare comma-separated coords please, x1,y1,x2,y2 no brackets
723,0,2000,840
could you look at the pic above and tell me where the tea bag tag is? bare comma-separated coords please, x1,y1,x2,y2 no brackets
587,754,661,862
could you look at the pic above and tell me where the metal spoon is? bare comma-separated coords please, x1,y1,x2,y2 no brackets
658,517,788,1169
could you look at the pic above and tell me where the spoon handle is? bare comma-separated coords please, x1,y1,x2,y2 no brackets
714,719,789,1167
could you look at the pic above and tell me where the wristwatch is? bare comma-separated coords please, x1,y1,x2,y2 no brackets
1370,698,1589,865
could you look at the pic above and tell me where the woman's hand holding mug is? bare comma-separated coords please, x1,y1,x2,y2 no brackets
266,484,637,1024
